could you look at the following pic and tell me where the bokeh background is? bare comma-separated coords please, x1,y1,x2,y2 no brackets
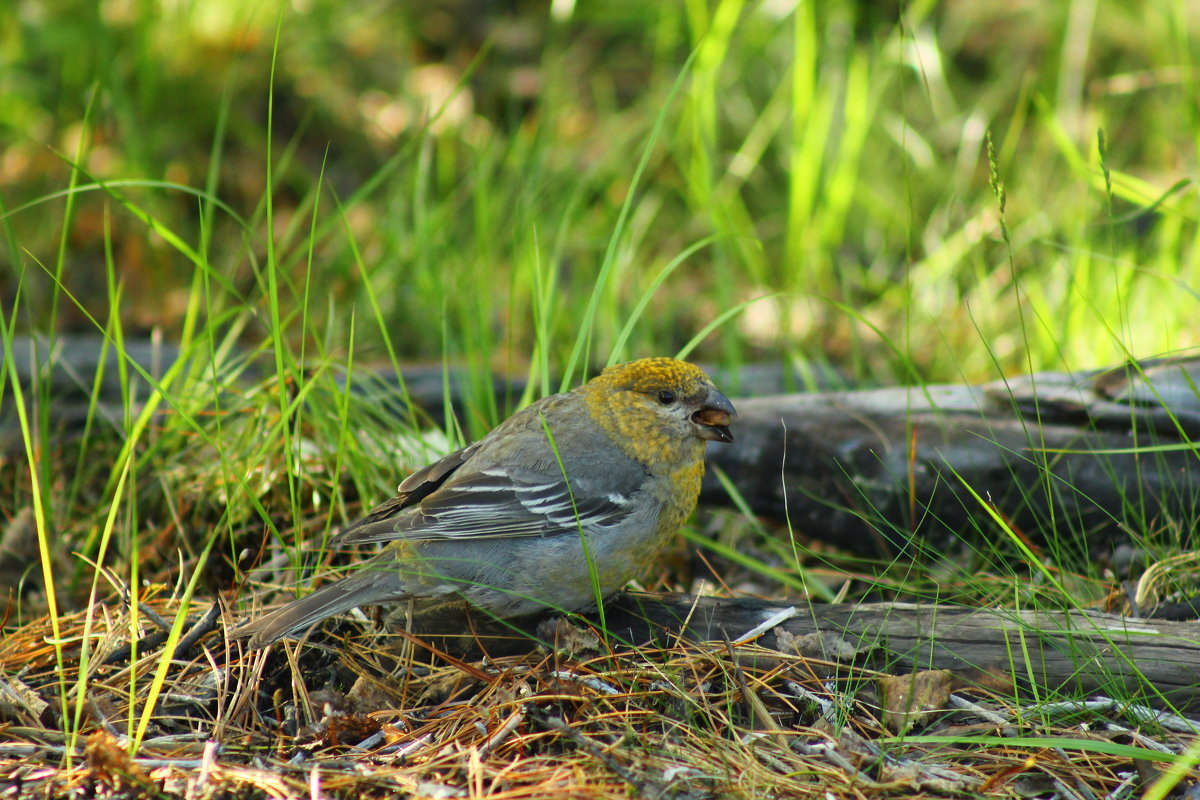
5,0,1198,385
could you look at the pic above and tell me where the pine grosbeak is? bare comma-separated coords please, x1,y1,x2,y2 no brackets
240,357,736,648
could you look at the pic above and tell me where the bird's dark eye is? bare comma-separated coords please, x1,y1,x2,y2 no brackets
657,390,676,405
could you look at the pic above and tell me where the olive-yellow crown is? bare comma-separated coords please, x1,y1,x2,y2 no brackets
586,357,714,398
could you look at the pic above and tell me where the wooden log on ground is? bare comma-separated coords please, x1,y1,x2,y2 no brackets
702,358,1200,555
407,591,1200,713
605,593,1200,710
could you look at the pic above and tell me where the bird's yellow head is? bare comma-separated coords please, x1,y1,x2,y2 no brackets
580,358,736,464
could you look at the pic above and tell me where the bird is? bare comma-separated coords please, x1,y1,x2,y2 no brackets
238,357,736,648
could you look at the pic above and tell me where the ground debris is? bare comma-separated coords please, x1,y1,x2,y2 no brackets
0,596,1196,799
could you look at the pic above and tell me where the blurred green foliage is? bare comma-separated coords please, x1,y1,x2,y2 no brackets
2,0,1198,380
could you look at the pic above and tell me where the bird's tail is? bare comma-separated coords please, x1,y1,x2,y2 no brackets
237,559,409,649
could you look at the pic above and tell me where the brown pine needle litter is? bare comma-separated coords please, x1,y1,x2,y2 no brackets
0,596,1196,799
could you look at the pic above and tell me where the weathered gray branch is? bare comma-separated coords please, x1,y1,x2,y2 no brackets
701,358,1200,555
411,592,1200,712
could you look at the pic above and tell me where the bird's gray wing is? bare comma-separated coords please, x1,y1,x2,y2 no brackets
335,461,648,545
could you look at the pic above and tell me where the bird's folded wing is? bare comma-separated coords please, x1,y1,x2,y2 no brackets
336,466,644,544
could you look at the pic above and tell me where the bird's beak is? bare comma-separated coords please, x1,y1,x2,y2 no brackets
691,389,736,443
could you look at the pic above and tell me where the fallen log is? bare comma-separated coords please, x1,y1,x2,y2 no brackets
702,358,1200,556
400,591,1200,713
606,593,1200,711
